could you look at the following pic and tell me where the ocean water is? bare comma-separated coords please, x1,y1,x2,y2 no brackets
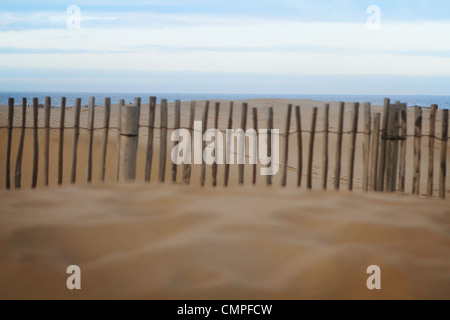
0,92,449,109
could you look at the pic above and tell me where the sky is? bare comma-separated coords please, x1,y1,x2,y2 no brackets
1,0,450,94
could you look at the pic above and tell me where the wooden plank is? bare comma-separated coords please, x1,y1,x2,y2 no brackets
172,100,181,183
348,103,359,191
391,102,401,191
32,98,39,188
370,113,381,191
252,107,258,185
377,98,390,191
119,104,139,181
44,96,51,186
439,109,448,199
322,104,330,190
384,103,394,191
116,99,124,181
183,100,196,185
224,102,233,186
57,97,66,185
412,106,423,195
70,98,81,184
334,102,345,190
387,103,400,192
307,107,318,190
159,99,168,183
281,104,292,187
6,98,14,189
100,98,111,181
362,102,371,191
14,98,27,189
200,101,210,186
211,102,220,187
295,106,303,187
427,104,438,196
86,97,95,183
145,97,157,182
398,103,407,193
267,107,274,186
239,102,248,185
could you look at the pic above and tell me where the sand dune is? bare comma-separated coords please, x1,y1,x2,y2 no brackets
0,99,449,300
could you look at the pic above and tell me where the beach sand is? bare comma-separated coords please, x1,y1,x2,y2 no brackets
0,99,449,299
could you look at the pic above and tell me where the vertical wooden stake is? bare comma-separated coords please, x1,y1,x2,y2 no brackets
427,104,438,196
439,109,448,199
119,105,139,181
145,97,157,182
71,98,81,184
390,102,401,191
44,96,51,186
212,102,220,187
225,102,234,186
267,107,274,186
239,102,248,185
398,103,407,193
252,107,258,185
370,113,381,191
200,101,210,186
384,103,395,191
159,99,168,183
183,101,196,185
295,106,303,188
377,98,390,191
172,100,181,183
334,102,345,190
307,107,318,190
348,103,359,191
116,99,124,181
362,102,371,191
58,97,66,185
100,98,111,181
412,106,423,195
6,98,14,189
281,104,292,187
32,98,39,188
86,97,95,183
14,98,27,189
322,104,330,190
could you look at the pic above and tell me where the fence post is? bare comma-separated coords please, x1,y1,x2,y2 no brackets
439,109,448,199
200,101,210,186
71,98,81,184
119,104,139,181
225,102,234,187
370,113,381,191
267,107,274,186
398,103,407,192
14,98,27,189
252,107,258,185
58,97,66,185
145,97,157,182
295,106,303,188
100,98,111,181
348,102,359,191
334,102,345,190
322,104,329,190
427,104,438,196
183,100,196,185
6,98,14,189
281,104,292,187
362,102,371,191
307,107,318,190
412,106,423,195
44,96,51,186
172,100,181,183
116,99,124,181
239,102,248,185
32,98,39,188
212,102,220,187
86,97,95,183
159,99,168,183
377,98,390,191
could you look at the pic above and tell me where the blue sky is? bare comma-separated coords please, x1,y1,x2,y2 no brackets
1,0,450,94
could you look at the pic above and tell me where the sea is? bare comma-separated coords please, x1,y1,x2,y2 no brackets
1,92,449,109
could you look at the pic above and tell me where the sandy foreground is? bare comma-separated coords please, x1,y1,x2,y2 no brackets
0,98,449,300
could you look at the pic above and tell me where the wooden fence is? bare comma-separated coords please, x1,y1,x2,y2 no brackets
1,96,449,198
